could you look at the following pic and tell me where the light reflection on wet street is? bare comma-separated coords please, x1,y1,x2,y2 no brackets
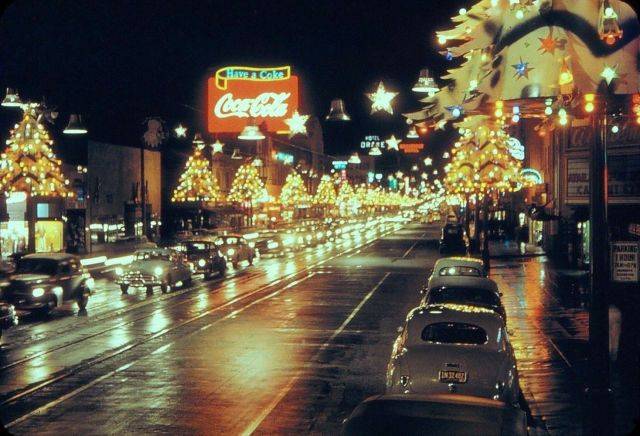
0,224,589,434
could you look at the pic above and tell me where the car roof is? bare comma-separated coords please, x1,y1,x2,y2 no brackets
135,248,175,254
180,237,217,243
428,275,498,292
22,253,77,261
405,304,503,344
433,257,484,271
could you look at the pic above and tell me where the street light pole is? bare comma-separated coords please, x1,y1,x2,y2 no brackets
140,142,147,238
586,100,612,434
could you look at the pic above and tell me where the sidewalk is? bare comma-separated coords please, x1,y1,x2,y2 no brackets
491,255,639,434
488,239,546,258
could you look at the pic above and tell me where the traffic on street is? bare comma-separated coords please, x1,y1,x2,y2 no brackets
2,1,640,434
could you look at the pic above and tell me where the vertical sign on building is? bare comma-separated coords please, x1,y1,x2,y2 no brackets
611,241,639,282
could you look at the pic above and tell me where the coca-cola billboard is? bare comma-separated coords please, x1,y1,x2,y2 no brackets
208,66,299,133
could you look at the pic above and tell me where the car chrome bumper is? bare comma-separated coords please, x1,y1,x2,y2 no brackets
116,273,161,286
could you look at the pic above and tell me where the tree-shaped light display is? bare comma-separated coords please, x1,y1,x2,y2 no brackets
171,144,222,203
314,175,337,206
337,181,359,216
0,104,70,197
279,169,310,207
228,163,266,205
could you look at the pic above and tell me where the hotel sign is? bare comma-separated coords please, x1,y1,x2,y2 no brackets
208,66,299,133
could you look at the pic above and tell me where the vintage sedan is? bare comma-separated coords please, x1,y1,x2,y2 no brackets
215,235,255,268
116,248,192,295
386,304,520,405
439,224,468,256
0,302,18,340
426,257,488,289
342,394,527,436
1,253,93,313
421,276,506,322
176,238,227,279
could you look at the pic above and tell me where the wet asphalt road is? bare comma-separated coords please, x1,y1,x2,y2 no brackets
0,222,442,434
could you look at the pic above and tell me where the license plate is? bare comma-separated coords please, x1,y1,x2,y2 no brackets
439,370,467,383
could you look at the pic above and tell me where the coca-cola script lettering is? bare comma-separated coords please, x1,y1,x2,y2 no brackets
214,92,291,119
208,66,299,133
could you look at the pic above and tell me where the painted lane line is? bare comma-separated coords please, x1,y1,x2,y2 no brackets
241,272,391,436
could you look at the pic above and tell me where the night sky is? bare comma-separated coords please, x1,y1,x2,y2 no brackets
0,0,471,165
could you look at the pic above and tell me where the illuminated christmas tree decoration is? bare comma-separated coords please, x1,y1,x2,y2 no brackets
600,64,619,85
174,124,188,138
171,141,222,203
228,164,266,205
367,81,398,115
0,104,70,197
284,110,309,137
385,135,401,151
280,169,310,207
314,175,337,206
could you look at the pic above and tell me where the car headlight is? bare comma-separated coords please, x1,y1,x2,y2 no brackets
198,259,206,267
282,236,294,246
227,248,235,256
115,267,124,276
32,287,45,298
267,241,279,250
154,266,164,276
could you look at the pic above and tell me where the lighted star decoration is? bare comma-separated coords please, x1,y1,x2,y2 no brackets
367,81,398,115
174,124,187,138
385,135,401,151
538,32,560,55
600,64,619,85
212,139,224,154
284,110,309,137
423,157,433,166
512,57,533,79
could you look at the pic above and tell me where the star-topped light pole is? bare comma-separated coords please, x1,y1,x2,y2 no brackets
385,135,401,151
367,81,398,115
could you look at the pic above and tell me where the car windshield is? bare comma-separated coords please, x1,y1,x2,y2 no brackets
427,287,500,307
439,266,481,277
15,258,58,275
135,251,171,261
181,242,210,253
421,322,488,345
444,226,462,236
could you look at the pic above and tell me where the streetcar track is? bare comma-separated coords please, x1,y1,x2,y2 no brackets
0,225,398,417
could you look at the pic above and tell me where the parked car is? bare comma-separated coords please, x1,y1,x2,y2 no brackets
1,253,93,313
342,394,527,436
0,302,18,340
426,257,488,290
116,248,192,295
386,304,519,404
216,235,256,267
176,238,227,279
253,232,283,257
439,224,468,255
421,276,505,322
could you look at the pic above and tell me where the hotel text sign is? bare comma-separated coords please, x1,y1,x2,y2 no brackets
208,66,299,133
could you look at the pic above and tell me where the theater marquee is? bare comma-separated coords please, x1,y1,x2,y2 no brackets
208,66,299,133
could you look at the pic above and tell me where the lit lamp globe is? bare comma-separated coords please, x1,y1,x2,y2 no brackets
238,124,265,140
1,88,23,108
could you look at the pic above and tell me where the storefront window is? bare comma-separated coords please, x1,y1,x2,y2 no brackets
35,221,63,252
1,221,28,258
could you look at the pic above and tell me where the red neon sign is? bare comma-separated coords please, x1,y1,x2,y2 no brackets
208,66,299,134
399,142,424,153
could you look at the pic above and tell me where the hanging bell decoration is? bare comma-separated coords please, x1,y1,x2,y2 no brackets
369,146,382,156
193,132,205,145
63,114,88,135
238,123,265,140
231,148,242,159
325,99,351,121
598,1,623,46
412,69,439,96
1,88,22,108
558,57,574,94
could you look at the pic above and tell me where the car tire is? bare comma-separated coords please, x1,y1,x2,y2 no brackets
248,255,254,265
146,285,154,296
204,270,212,280
120,284,129,294
232,259,239,268
182,276,192,288
219,266,226,277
